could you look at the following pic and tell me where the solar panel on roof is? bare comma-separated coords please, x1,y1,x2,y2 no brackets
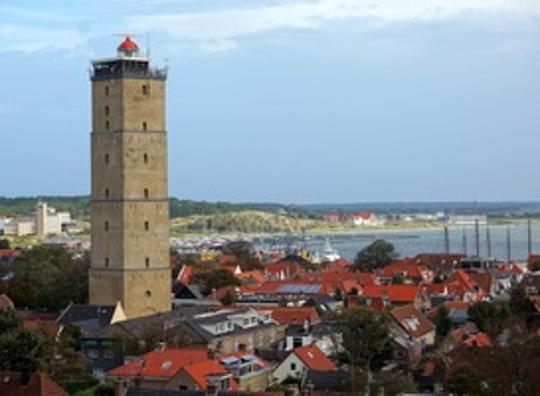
277,284,321,293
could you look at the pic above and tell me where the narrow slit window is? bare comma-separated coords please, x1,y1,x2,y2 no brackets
104,221,109,231
105,86,109,96
142,85,150,96
105,105,109,116
105,154,110,164
144,221,149,231
144,188,149,199
105,120,110,130
105,257,109,267
145,257,150,268
105,188,110,198
143,153,148,164
142,121,147,131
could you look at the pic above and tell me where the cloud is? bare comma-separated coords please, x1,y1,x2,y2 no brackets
0,24,87,54
1,0,539,54
127,0,540,52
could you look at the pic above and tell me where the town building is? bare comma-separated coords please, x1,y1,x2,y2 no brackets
88,37,171,319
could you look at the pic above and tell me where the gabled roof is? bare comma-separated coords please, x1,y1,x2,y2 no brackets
56,304,117,333
390,305,434,339
181,360,236,390
379,260,424,280
0,371,68,396
467,273,493,294
361,285,420,303
267,307,320,325
108,348,210,378
293,344,336,371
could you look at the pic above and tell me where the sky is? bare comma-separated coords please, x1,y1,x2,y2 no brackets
1,0,540,203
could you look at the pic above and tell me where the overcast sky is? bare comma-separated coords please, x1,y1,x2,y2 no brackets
1,0,540,203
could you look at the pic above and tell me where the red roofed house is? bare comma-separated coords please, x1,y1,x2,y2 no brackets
390,305,435,347
378,260,432,285
217,352,271,391
356,285,428,310
445,270,482,302
108,348,228,393
0,372,68,396
273,344,336,384
179,360,237,392
344,212,380,226
322,212,341,223
267,307,321,326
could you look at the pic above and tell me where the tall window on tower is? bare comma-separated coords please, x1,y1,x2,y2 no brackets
142,84,150,96
105,105,109,116
105,188,110,198
144,188,149,199
142,121,148,131
143,153,148,164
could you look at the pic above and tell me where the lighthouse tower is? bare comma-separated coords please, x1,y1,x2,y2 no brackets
88,37,171,319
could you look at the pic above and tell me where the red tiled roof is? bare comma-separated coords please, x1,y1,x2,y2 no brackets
413,253,465,268
182,360,237,390
379,260,424,280
464,332,492,348
0,372,68,396
361,285,420,303
23,318,59,339
467,273,492,294
178,265,195,284
293,344,336,371
390,305,434,339
267,307,320,325
445,270,479,298
424,284,447,294
444,301,470,311
0,249,18,259
302,271,374,288
108,348,209,378
345,212,374,220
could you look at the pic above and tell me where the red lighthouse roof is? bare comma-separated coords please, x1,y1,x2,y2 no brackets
118,36,139,52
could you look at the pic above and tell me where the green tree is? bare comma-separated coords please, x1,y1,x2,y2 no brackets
4,246,89,311
392,274,405,285
0,310,46,373
509,284,536,320
190,268,240,291
334,288,343,301
354,240,398,272
467,301,509,337
341,307,392,392
222,240,262,270
445,367,484,395
433,305,452,337
94,383,115,396
220,289,236,306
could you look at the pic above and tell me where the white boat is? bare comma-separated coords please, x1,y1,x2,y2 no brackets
322,238,341,262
